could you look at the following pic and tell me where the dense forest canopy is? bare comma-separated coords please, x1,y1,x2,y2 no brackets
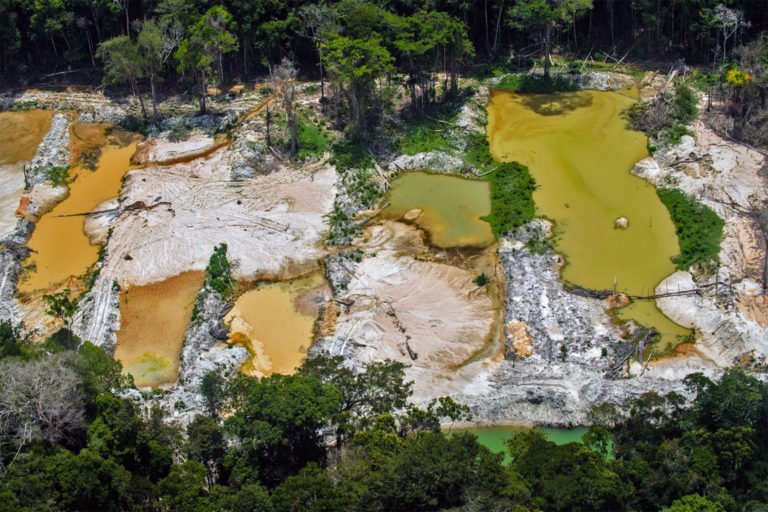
2,323,768,511
1,0,768,85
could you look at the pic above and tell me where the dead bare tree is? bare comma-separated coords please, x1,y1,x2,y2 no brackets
0,354,85,477
298,3,339,109
271,58,298,155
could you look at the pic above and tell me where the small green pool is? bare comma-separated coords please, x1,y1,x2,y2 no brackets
382,171,494,248
452,425,588,463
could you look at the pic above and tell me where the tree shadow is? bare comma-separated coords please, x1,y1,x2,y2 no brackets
520,92,594,117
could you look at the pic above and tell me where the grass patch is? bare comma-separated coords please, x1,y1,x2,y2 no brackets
397,118,453,155
482,162,537,237
657,189,724,270
296,119,329,160
330,141,374,171
494,74,579,94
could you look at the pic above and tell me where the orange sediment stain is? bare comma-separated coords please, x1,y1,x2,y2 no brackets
114,271,204,388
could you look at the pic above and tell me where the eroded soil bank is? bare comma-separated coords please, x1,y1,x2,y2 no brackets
487,89,690,349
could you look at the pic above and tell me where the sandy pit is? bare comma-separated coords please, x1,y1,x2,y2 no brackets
19,133,140,294
0,111,53,237
321,221,500,396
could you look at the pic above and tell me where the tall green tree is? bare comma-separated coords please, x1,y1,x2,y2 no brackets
176,6,238,114
136,19,181,119
96,35,148,119
226,373,341,486
322,34,394,139
507,0,593,77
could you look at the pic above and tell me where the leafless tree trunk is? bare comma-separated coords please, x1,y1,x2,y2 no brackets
272,58,298,155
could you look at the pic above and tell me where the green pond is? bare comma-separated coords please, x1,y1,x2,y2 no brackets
487,89,690,351
454,426,588,464
382,171,495,248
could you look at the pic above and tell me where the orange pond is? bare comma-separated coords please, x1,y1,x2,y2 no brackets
225,272,330,377
0,110,53,164
19,127,141,293
114,272,205,388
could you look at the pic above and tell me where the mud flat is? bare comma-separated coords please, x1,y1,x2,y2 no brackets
96,151,337,288
315,220,501,399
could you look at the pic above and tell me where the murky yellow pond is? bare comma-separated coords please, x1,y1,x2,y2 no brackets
0,110,53,164
0,111,53,237
225,272,329,377
383,172,494,248
487,89,690,350
19,127,140,293
114,271,204,387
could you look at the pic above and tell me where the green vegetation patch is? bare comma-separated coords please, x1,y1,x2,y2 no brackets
628,81,699,148
296,119,329,160
397,118,454,155
482,162,536,237
44,165,71,187
657,188,724,270
329,141,374,172
205,243,235,298
494,74,579,94
168,122,191,142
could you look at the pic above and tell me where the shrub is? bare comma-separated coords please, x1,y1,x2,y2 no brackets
205,244,235,299
45,165,71,187
168,122,191,142
296,119,329,160
482,163,537,238
658,189,724,270
673,83,698,124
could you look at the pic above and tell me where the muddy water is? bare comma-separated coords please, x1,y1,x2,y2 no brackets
114,271,204,387
487,90,690,350
19,128,140,293
0,111,53,237
0,110,53,164
225,272,329,377
383,172,494,248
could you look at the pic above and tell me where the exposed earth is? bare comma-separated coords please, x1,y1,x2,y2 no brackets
0,70,765,427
